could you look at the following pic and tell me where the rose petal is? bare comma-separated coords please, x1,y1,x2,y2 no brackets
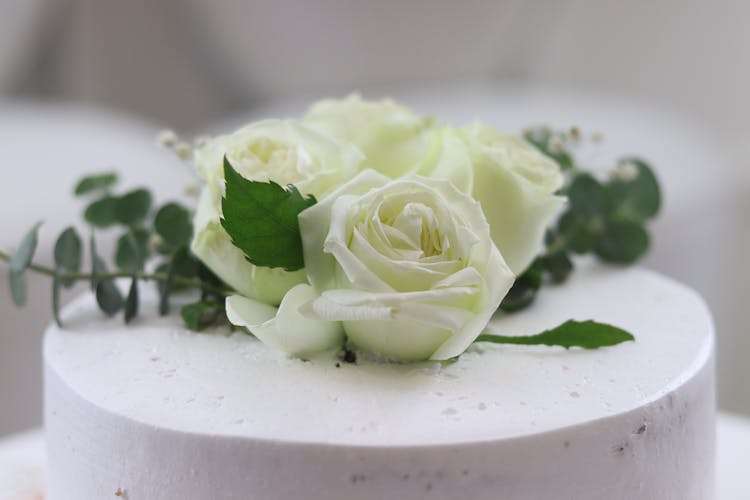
226,284,344,357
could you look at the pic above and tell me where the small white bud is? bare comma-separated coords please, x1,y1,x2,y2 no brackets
174,141,193,161
184,183,200,197
156,129,178,148
609,162,639,182
547,136,564,154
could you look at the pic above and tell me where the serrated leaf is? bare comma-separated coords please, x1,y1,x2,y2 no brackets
181,300,225,331
9,271,26,307
220,157,316,271
124,277,138,323
154,202,192,248
607,158,661,222
74,172,118,196
52,271,62,326
115,188,152,226
594,220,649,264
115,228,150,272
96,280,123,316
84,196,119,228
475,319,634,349
54,227,82,287
10,222,42,273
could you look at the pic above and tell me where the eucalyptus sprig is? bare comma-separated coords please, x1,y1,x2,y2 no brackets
500,127,661,312
1,172,231,330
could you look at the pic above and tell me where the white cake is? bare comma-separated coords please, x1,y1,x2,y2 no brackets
43,261,715,499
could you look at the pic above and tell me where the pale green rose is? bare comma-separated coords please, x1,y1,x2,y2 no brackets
226,170,514,361
303,94,436,178
191,119,363,305
455,123,565,274
306,96,563,274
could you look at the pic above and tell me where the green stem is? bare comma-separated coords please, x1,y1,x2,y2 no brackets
0,249,231,297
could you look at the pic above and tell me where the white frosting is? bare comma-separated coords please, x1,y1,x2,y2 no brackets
44,261,715,499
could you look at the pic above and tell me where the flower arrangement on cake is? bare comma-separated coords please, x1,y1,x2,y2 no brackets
1,95,661,362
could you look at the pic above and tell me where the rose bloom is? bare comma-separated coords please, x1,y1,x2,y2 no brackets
226,170,514,361
191,119,362,305
304,97,564,275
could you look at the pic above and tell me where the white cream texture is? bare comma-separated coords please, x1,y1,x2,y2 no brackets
44,262,715,499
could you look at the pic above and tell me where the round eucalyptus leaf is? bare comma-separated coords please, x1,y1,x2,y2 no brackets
84,196,119,228
10,222,42,273
96,279,123,316
74,172,118,197
54,227,82,287
124,277,139,324
9,270,27,307
594,220,650,264
567,173,611,221
115,228,150,272
607,158,661,222
154,202,193,248
115,188,152,226
541,251,573,283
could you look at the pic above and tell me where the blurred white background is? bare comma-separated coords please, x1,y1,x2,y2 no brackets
0,0,748,437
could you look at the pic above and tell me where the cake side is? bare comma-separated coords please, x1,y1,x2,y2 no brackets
44,263,716,499
45,356,714,500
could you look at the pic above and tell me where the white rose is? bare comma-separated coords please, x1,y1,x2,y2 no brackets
455,123,564,274
305,95,563,274
191,119,363,305
226,170,514,361
304,94,435,178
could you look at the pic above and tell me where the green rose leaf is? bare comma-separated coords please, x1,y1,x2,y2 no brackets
96,279,124,316
124,277,138,323
607,158,661,222
74,172,118,196
115,228,150,272
10,222,42,273
9,271,27,307
475,319,634,349
84,196,119,228
115,188,152,226
594,220,650,264
54,227,82,288
154,202,193,249
181,300,225,331
221,157,316,271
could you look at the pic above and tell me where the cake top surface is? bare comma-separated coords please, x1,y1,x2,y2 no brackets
44,260,712,446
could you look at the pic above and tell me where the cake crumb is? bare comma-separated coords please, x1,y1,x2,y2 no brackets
114,487,126,497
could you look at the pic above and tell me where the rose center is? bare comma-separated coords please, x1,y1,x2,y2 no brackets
383,202,442,258
232,138,315,186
